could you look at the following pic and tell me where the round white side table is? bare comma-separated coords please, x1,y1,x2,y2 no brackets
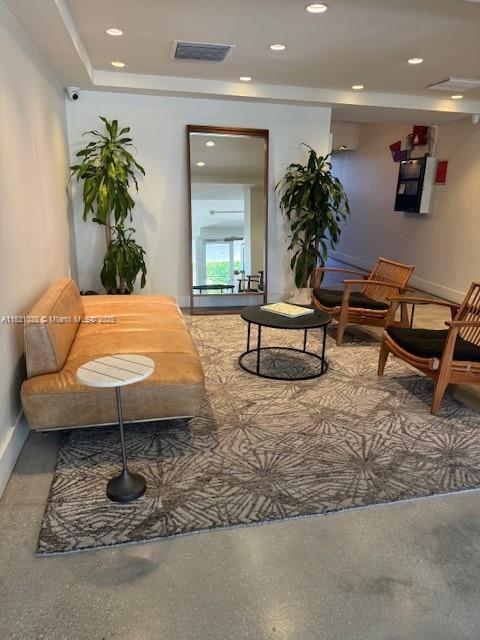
77,354,155,503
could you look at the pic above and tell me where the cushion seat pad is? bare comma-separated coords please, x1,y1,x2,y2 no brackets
313,288,389,311
386,326,480,362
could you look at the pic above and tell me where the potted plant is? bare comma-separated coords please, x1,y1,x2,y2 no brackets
70,117,147,293
101,226,147,293
276,145,350,305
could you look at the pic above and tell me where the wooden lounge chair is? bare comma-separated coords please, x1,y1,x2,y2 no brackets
311,257,415,345
378,282,480,415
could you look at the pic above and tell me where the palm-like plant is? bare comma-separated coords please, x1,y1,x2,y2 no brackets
70,117,147,292
70,117,145,228
276,145,350,289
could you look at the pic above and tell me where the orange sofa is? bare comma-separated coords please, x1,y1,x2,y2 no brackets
21,278,205,430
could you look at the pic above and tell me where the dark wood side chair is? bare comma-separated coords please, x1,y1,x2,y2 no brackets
311,257,415,345
378,282,480,415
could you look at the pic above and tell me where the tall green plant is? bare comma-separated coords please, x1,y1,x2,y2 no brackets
70,117,145,226
276,145,350,289
70,117,147,292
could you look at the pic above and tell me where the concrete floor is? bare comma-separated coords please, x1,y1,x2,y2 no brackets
2,302,480,640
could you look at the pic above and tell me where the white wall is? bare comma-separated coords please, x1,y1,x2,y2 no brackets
66,92,332,304
331,122,360,151
332,119,480,302
0,1,71,495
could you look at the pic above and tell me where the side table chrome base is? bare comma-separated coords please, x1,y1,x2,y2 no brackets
107,469,146,503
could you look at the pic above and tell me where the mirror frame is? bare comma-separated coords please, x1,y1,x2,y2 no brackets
187,125,269,315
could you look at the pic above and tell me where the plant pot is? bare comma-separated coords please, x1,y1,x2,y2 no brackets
288,287,313,306
107,288,131,295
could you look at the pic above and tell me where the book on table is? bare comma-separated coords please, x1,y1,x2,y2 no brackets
260,303,314,318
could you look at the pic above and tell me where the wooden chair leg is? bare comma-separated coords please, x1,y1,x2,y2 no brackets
336,294,351,346
400,303,409,328
431,375,449,415
378,341,390,376
431,326,457,415
336,315,347,346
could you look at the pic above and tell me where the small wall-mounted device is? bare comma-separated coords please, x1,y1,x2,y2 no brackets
66,87,80,101
395,157,436,214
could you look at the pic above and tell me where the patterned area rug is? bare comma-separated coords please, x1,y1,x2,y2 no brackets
37,316,480,554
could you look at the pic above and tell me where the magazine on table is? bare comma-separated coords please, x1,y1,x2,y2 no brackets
261,303,314,318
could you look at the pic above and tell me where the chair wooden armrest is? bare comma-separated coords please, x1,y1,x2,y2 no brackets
385,296,459,327
387,295,459,308
446,320,480,328
315,267,368,277
311,267,369,288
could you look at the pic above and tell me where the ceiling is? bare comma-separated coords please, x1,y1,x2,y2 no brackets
190,133,265,181
331,104,469,124
6,0,480,122
191,184,245,233
67,0,480,97
189,135,263,234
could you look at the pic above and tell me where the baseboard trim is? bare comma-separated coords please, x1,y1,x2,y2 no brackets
408,275,466,304
0,411,29,498
330,250,466,303
329,251,372,273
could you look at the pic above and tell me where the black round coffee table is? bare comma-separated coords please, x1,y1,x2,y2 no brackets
239,305,331,380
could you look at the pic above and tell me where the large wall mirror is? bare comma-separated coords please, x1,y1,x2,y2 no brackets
187,126,268,314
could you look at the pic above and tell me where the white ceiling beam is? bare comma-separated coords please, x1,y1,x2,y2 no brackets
93,70,480,116
54,0,93,81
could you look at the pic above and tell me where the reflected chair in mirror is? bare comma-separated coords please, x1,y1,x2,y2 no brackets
378,282,480,415
237,271,264,293
312,257,415,345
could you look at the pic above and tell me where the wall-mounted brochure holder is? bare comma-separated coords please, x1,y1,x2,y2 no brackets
394,157,437,214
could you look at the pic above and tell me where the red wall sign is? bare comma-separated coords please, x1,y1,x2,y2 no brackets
435,160,448,184
412,125,429,147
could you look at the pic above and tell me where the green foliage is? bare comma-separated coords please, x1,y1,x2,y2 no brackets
276,145,350,288
70,117,147,292
206,261,241,284
70,117,145,226
101,227,147,293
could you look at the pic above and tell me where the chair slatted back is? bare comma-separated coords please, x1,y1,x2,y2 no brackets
455,282,480,346
362,258,414,302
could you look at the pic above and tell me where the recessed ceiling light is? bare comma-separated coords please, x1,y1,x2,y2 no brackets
239,76,252,82
352,84,364,90
408,57,424,65
306,3,328,13
269,43,286,51
196,161,206,167
111,60,125,68
451,94,464,99
205,141,215,147
106,28,123,36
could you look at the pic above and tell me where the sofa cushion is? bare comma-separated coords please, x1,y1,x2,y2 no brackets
387,326,480,362
25,278,84,377
313,288,389,311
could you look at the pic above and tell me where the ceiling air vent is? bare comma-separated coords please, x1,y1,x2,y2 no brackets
427,77,480,92
172,41,235,63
